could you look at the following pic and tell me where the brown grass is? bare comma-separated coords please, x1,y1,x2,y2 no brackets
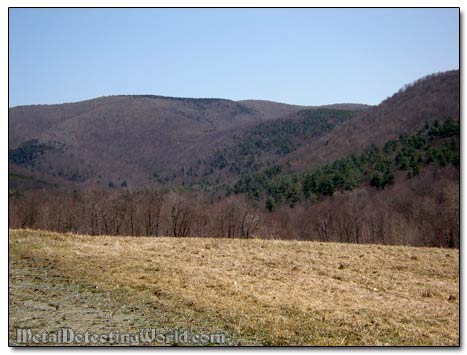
9,229,459,346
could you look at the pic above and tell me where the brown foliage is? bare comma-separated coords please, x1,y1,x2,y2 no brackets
9,165,459,248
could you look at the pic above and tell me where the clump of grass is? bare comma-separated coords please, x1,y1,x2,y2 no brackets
421,290,433,298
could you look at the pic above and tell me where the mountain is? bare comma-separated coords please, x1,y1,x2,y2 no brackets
188,70,459,188
8,95,368,189
283,70,460,171
8,70,459,194
8,70,460,248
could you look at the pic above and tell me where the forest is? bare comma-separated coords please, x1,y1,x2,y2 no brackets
232,119,459,207
8,119,459,248
207,109,355,175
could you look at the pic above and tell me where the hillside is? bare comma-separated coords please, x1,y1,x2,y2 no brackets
9,71,459,192
179,71,459,193
9,229,459,346
199,71,459,182
284,70,460,171
9,96,281,187
9,71,457,192
9,95,366,189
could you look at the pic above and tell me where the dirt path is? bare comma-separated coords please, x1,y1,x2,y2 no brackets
9,251,235,346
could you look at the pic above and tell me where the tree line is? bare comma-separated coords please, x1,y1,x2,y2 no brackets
9,165,458,248
9,190,261,240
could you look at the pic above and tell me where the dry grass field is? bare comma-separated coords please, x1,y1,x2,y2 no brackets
9,229,459,346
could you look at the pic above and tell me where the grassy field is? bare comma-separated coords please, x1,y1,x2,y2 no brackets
9,229,459,346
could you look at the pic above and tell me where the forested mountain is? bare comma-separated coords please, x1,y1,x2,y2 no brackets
284,70,460,171
8,70,460,247
233,118,459,205
8,94,367,189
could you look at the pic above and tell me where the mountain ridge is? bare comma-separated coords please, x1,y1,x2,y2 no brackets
8,70,459,193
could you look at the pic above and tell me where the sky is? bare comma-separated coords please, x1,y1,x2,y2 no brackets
9,8,459,107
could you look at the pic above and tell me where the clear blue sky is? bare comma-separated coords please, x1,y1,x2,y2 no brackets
9,8,459,107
